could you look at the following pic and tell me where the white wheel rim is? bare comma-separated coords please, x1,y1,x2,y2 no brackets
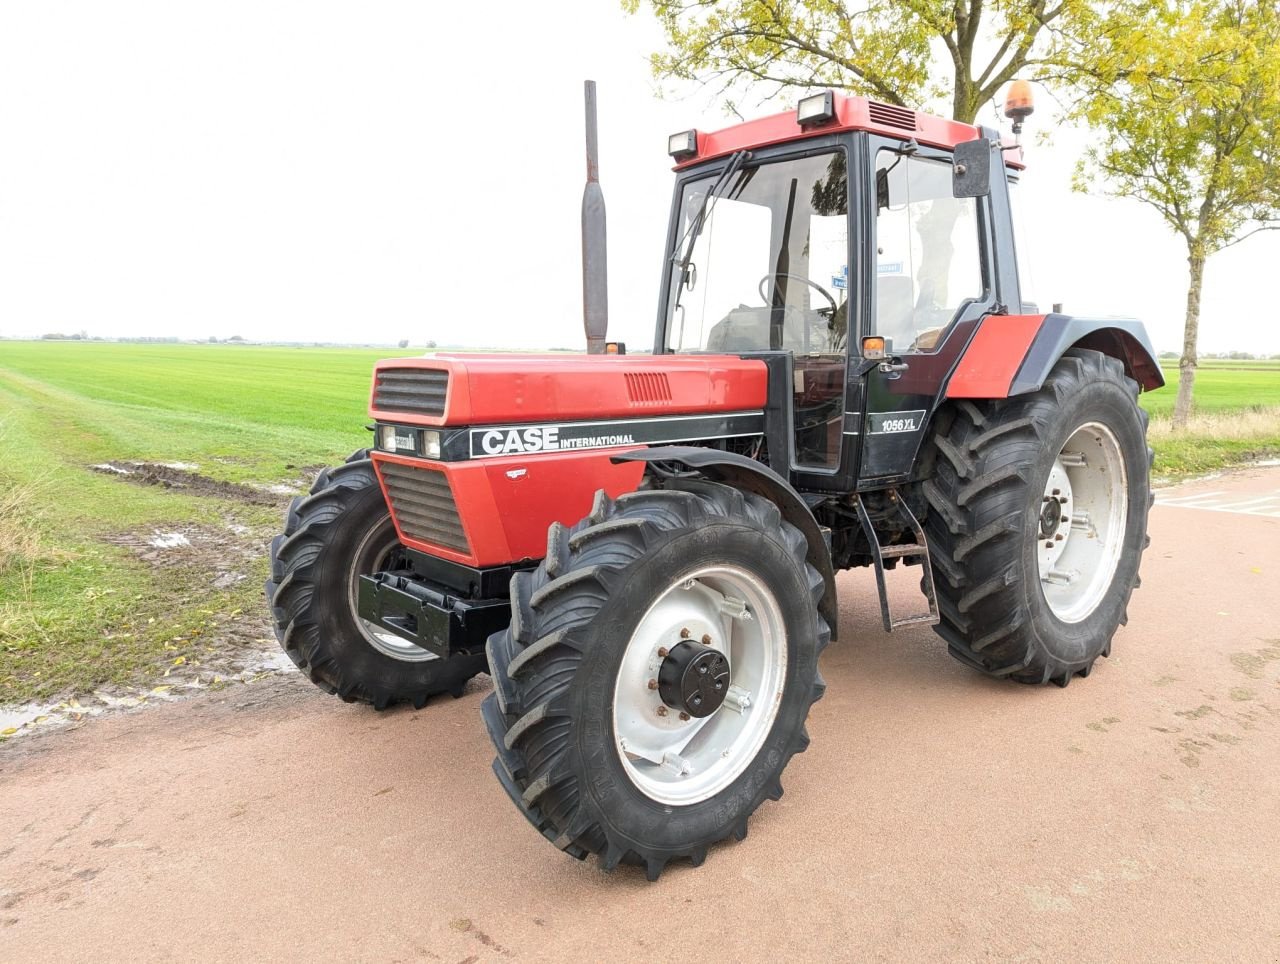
612,565,787,806
1037,421,1128,623
348,524,439,663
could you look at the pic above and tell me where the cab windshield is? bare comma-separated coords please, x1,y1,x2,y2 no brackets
665,151,849,355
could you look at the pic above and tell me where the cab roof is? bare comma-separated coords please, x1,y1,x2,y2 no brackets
675,92,1022,170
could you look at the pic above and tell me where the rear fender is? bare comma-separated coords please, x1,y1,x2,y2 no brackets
613,446,838,641
945,313,1164,399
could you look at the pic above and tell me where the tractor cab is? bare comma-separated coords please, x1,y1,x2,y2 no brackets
656,92,1024,488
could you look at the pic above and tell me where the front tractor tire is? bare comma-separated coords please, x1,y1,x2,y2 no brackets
924,348,1153,686
265,451,487,709
483,481,829,880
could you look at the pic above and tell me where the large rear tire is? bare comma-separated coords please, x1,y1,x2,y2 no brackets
923,349,1153,686
483,481,829,880
265,451,487,708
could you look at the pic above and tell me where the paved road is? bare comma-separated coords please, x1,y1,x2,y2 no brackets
3,468,1278,963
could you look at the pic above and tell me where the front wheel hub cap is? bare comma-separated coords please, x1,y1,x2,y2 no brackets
657,640,730,718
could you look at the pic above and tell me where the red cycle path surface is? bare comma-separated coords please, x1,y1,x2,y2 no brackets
2,468,1278,962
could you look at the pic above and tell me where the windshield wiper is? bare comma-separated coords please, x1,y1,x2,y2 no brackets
670,150,751,298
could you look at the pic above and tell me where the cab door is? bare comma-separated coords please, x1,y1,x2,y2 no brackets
856,136,998,485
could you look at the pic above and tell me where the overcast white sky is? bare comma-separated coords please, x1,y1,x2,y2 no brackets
1,1,1276,355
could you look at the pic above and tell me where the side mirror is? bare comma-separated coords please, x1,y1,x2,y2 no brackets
952,138,992,198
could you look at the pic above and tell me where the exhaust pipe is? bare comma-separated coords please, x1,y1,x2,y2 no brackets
581,80,608,354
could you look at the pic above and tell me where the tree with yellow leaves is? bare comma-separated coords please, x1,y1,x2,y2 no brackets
1069,0,1280,427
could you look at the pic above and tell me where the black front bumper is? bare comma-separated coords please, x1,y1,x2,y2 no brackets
356,570,512,659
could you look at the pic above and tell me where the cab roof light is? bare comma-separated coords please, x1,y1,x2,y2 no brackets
668,130,698,160
1004,79,1035,136
797,90,836,127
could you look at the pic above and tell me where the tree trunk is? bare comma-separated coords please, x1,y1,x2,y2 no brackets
1173,248,1205,429
952,79,977,125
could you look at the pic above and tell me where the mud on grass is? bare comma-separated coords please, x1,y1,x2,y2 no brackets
0,513,288,713
1,457,317,711
91,461,294,505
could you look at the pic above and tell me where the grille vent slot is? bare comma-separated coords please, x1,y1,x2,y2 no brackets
868,101,918,131
625,372,672,405
379,461,470,554
373,368,449,417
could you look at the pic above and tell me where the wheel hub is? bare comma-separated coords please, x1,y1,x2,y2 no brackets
1035,421,1129,623
1039,497,1064,539
658,640,730,718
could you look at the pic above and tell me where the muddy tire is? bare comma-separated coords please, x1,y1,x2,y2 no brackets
923,349,1153,686
482,480,829,880
265,450,487,709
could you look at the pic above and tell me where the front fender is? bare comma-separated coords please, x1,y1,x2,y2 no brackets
612,446,839,641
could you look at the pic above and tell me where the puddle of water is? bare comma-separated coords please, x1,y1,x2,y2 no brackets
0,701,70,734
148,532,192,549
249,482,301,496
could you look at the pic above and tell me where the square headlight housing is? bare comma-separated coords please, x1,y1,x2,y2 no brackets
668,130,698,160
797,90,836,127
376,424,441,458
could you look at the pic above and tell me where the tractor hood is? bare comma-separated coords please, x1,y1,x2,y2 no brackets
368,352,768,427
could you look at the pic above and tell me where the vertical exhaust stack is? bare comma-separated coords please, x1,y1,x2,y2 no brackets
582,80,608,354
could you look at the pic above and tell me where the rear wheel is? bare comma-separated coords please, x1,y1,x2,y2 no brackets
265,451,487,708
483,481,829,879
923,349,1153,685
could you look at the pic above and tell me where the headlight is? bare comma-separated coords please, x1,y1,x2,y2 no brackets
668,130,698,160
377,424,442,459
421,430,441,459
797,90,835,127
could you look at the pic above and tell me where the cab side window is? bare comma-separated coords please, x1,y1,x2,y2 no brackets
874,151,983,353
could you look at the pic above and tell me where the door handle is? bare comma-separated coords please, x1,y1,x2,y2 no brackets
878,359,909,373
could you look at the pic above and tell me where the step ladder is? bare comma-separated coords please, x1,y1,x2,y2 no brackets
854,489,940,633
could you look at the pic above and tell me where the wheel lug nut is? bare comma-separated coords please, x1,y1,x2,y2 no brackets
647,678,658,690
657,647,668,658
656,705,668,717
1055,533,1064,542
701,633,712,644
679,711,690,721
1045,541,1054,549
679,628,690,639
1061,515,1068,523
1043,496,1052,503
1052,488,1061,496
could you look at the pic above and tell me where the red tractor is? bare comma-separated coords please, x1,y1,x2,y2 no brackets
266,85,1161,880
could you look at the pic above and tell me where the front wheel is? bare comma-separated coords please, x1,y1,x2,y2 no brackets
923,349,1153,685
482,481,829,880
265,451,488,708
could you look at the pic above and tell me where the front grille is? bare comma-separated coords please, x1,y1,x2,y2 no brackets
379,461,470,554
373,368,449,417
868,101,918,131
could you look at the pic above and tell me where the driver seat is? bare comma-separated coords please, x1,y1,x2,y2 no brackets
875,274,916,350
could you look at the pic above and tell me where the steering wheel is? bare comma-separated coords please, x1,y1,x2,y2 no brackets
757,273,839,315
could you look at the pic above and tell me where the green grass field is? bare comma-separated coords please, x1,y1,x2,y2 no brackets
1,342,1277,708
